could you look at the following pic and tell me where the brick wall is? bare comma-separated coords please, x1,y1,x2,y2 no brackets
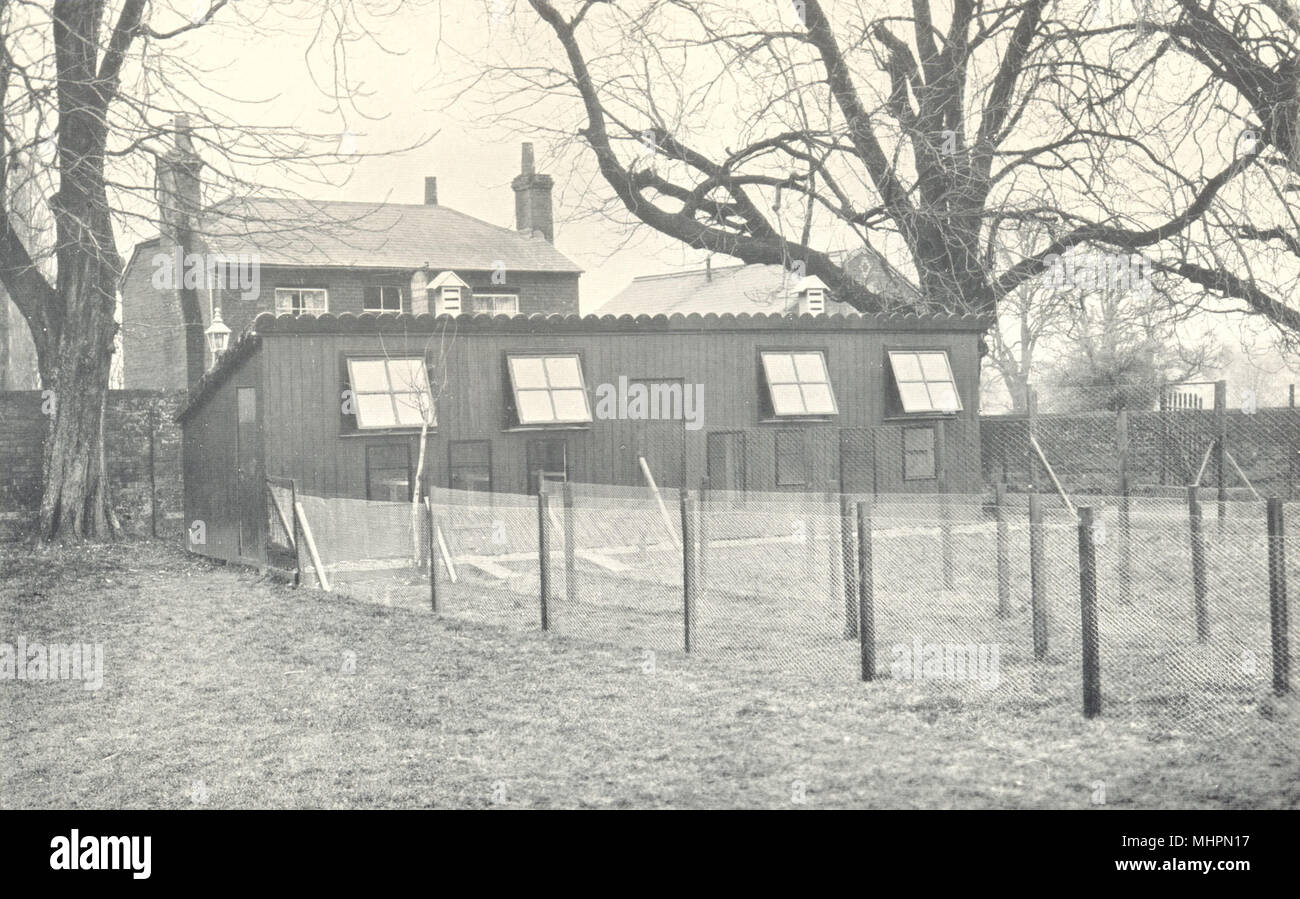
0,390,185,540
982,407,1300,496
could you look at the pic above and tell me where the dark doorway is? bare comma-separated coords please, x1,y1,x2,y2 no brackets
706,431,746,492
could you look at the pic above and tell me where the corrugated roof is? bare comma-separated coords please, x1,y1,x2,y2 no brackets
598,248,921,316
185,196,582,273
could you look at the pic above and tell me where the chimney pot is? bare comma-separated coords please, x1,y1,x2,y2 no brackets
521,143,534,176
424,177,438,205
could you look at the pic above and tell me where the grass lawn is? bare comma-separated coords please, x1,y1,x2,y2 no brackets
1,540,1297,809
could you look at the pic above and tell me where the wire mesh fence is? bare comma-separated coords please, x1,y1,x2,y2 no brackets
284,478,1296,736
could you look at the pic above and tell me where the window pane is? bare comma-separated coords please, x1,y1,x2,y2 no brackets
393,393,433,426
918,352,951,381
350,359,390,393
510,357,548,388
801,383,836,415
387,359,427,392
355,393,397,428
792,353,828,383
762,353,797,383
544,356,583,388
550,389,591,422
516,389,555,423
770,384,806,415
889,351,923,382
896,382,934,413
928,382,960,412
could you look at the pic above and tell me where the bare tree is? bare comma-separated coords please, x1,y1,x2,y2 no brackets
0,0,430,541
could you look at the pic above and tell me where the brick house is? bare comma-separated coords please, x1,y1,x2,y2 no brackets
120,120,582,391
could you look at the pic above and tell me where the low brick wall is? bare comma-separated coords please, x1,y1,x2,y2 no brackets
0,390,185,540
982,407,1300,496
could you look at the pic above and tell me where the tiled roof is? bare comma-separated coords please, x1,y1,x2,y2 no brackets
178,196,583,273
598,248,921,316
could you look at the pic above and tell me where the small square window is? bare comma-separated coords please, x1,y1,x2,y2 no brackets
507,354,592,426
887,350,962,414
903,426,937,480
761,350,838,417
366,443,412,501
526,438,567,494
449,440,492,492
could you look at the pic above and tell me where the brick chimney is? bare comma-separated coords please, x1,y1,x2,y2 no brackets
154,115,206,390
424,176,438,205
511,142,554,242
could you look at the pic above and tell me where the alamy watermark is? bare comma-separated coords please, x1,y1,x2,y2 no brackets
1042,250,1153,297
592,376,704,431
890,637,1000,690
1,637,103,690
151,249,260,301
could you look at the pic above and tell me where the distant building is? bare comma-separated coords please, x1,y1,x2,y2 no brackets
598,248,921,317
120,119,582,392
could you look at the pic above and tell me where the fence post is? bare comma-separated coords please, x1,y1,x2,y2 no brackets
537,489,552,631
995,482,1010,619
1029,491,1048,660
1077,506,1103,718
1214,379,1228,531
1116,409,1133,604
1267,498,1291,696
680,488,696,653
856,500,875,681
826,487,841,610
428,503,438,613
1188,485,1209,643
840,493,858,639
938,420,954,590
1159,385,1170,486
1026,386,1039,492
562,481,576,612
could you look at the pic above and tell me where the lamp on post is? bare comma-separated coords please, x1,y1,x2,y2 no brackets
204,308,231,369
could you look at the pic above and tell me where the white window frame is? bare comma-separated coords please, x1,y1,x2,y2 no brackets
274,287,329,316
887,349,963,415
760,350,839,418
472,293,520,316
506,353,593,427
346,357,436,431
365,285,404,314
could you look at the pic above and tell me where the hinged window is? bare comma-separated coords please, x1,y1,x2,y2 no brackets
887,350,961,414
760,350,838,417
346,357,435,430
507,354,592,426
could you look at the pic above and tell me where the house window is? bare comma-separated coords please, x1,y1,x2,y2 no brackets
449,440,492,492
471,293,520,316
274,288,328,315
365,285,405,313
365,443,412,502
346,357,435,430
526,438,567,494
774,430,807,487
887,350,962,414
507,354,592,426
903,426,937,480
760,350,837,417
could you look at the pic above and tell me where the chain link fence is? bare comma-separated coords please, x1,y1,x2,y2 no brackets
280,476,1295,737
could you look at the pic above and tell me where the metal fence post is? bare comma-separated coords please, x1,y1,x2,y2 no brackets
1078,506,1103,718
537,489,551,631
1026,386,1039,491
995,482,1010,619
1291,385,1297,502
1117,409,1133,604
698,476,710,591
1188,485,1209,643
938,420,954,589
680,488,697,653
1029,491,1048,660
428,503,438,613
856,500,875,681
840,493,858,639
1215,379,1228,531
1267,497,1291,696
